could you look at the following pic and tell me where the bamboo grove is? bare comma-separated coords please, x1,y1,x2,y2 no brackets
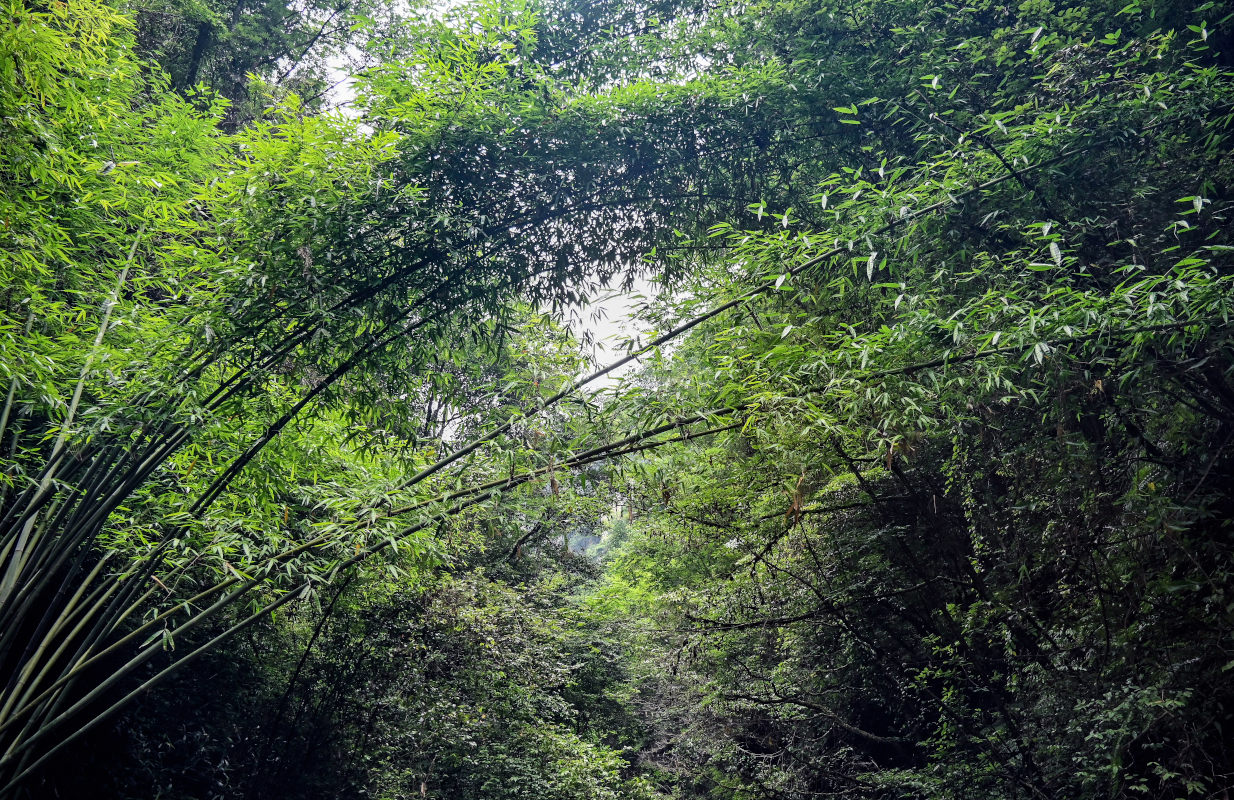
2,0,1233,796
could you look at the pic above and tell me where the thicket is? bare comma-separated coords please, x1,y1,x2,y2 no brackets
1,0,1231,797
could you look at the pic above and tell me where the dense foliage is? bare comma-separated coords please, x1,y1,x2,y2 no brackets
1,0,1231,797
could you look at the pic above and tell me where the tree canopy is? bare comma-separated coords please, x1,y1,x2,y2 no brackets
1,0,1232,797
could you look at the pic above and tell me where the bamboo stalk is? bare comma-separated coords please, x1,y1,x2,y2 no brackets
0,583,308,796
0,230,145,612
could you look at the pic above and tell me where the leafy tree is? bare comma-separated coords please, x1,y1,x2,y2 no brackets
585,1,1234,796
2,0,1233,797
